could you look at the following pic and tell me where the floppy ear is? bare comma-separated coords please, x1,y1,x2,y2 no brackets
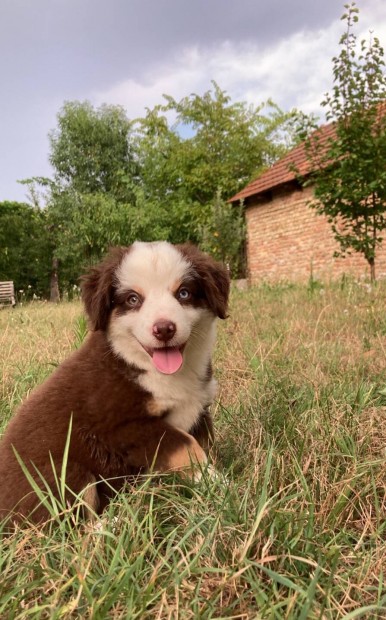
177,244,230,319
80,247,128,331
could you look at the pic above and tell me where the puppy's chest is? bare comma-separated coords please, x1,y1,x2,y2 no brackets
139,371,217,432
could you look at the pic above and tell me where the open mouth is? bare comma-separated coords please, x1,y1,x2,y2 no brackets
143,344,186,374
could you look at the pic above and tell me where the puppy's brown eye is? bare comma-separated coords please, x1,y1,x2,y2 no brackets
177,287,191,301
126,292,141,308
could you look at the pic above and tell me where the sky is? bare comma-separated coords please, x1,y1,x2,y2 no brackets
1,0,386,203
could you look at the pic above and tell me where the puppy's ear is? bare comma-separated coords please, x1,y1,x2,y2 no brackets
200,259,230,320
177,244,230,319
80,247,128,331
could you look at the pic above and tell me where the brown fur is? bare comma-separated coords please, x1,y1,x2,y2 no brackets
176,243,230,319
0,244,229,526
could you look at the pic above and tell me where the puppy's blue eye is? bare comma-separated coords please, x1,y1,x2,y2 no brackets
178,287,191,301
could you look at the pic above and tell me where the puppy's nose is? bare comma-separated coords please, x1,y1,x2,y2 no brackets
152,320,177,342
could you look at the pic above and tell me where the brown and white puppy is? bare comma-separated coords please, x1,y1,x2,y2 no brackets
0,242,229,524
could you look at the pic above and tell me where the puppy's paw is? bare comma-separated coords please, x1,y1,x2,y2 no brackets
163,433,207,479
193,463,228,484
88,515,119,534
191,462,216,482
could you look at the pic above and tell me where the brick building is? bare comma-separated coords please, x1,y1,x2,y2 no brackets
230,123,386,283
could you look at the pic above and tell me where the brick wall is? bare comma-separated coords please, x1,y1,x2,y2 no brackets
246,184,386,283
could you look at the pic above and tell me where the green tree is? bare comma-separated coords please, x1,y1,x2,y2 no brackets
26,102,140,296
0,201,51,297
201,192,245,277
50,101,137,201
304,3,386,281
135,82,306,268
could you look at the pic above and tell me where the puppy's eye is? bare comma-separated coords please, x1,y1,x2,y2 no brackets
126,292,141,308
177,287,191,301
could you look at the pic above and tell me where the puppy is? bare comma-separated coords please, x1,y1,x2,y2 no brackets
0,242,229,524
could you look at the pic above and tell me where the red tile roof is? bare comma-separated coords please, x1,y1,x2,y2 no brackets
229,122,336,202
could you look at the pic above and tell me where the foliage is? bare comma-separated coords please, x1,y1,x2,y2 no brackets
135,83,305,238
201,192,245,276
24,102,141,294
162,83,297,201
1,283,386,616
304,3,386,281
49,191,130,276
49,101,138,202
0,201,52,297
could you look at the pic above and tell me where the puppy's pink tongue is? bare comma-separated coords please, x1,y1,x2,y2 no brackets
152,347,183,374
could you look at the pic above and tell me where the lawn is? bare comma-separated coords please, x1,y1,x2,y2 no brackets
0,281,386,619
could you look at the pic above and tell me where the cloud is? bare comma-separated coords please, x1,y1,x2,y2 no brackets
92,22,343,122
92,3,386,125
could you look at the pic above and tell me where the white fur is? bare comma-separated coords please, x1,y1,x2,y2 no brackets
108,242,218,433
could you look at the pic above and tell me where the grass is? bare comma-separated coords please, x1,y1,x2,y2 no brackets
1,281,386,619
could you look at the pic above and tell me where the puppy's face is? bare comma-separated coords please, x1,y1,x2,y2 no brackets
81,242,229,374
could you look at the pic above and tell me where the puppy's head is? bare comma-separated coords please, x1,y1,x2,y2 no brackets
81,241,230,374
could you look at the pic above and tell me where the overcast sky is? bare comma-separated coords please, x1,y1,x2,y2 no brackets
1,0,385,203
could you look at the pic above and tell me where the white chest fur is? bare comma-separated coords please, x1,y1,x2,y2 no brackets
138,364,217,432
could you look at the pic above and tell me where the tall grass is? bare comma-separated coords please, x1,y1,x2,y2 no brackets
0,283,386,619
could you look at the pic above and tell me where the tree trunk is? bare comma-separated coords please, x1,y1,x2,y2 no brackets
368,257,376,283
50,256,60,303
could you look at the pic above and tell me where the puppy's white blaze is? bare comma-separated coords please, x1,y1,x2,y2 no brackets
116,241,191,294
108,241,219,433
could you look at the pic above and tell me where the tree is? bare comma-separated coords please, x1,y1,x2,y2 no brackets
135,82,306,266
25,102,140,296
162,83,295,203
0,202,52,297
304,3,386,281
49,101,138,202
201,192,245,277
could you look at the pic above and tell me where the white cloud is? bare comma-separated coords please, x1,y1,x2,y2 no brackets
91,24,341,122
92,48,209,118
92,4,386,124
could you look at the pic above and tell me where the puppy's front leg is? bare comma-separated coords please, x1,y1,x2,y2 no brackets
102,418,207,477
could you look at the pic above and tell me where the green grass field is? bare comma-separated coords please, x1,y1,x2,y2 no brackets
1,282,386,619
